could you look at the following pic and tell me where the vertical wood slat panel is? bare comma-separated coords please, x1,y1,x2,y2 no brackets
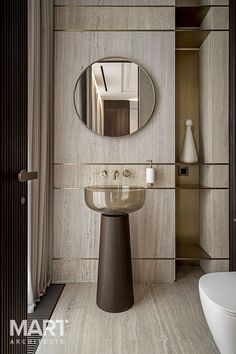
1,1,28,353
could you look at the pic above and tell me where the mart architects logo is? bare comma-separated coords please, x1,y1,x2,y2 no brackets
10,319,69,345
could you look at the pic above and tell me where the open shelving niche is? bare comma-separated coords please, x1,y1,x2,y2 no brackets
175,4,211,49
174,2,229,267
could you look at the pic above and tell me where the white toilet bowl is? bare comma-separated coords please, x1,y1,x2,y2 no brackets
199,272,236,354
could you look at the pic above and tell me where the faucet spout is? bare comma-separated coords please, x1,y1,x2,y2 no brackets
112,170,119,180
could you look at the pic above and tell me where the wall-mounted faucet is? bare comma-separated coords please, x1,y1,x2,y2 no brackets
112,170,119,180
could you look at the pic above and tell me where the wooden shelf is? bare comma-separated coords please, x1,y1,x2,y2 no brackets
176,6,210,28
175,162,200,166
176,184,228,190
176,30,210,49
175,162,229,166
176,244,211,260
176,184,206,189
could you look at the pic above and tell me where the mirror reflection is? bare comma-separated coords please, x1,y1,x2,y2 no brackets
74,58,156,137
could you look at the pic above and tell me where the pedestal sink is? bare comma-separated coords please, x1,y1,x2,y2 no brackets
84,185,145,313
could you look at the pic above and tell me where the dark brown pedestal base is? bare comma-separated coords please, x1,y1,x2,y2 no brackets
97,213,134,313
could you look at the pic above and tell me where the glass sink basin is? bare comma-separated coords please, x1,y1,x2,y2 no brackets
84,185,146,215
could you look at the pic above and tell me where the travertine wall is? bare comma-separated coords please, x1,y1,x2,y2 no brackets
53,2,176,282
199,8,229,272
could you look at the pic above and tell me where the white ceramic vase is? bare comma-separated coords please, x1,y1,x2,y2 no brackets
180,119,198,163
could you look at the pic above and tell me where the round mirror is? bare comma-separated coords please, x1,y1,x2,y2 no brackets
74,57,156,137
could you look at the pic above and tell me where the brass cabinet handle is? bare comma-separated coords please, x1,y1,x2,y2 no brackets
18,169,38,182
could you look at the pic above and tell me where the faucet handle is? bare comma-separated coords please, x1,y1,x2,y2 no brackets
123,169,131,177
100,170,107,177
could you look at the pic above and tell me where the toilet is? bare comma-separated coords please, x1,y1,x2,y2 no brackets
199,272,236,354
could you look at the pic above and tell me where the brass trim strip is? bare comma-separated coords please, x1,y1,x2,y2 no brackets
53,258,174,260
176,29,229,31
53,187,229,190
53,4,175,9
53,258,176,260
54,29,228,33
54,5,175,7
52,162,229,165
52,257,229,260
53,162,176,165
54,29,175,32
175,4,229,7
53,187,176,190
176,48,200,51
54,187,83,190
53,4,229,8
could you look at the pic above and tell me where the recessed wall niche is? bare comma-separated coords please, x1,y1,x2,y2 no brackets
175,2,229,271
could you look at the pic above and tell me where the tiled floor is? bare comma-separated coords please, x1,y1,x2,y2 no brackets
36,267,218,354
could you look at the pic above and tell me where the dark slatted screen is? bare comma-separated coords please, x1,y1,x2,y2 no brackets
1,1,28,353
